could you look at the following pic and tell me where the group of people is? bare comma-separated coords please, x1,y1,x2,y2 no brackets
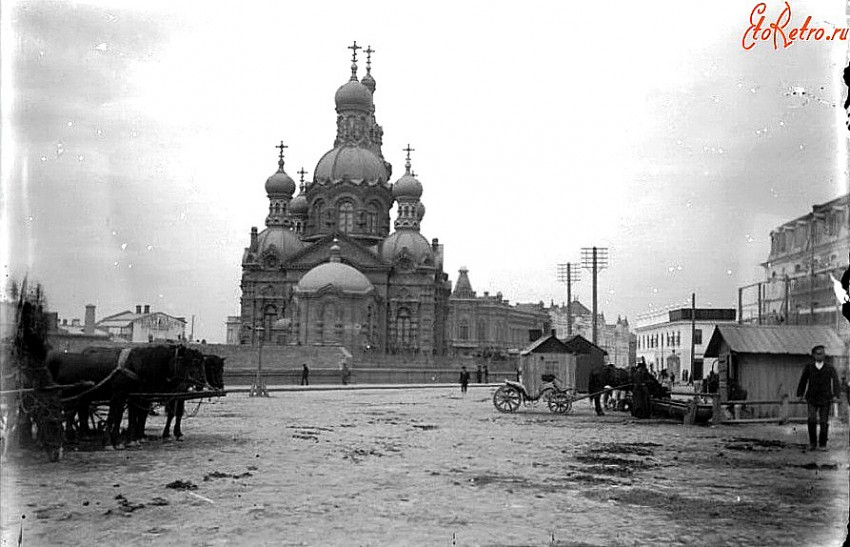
299,361,351,386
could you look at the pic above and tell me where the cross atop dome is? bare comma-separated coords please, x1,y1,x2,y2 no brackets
348,41,361,63
275,141,288,169
403,144,415,174
297,167,307,183
365,46,375,73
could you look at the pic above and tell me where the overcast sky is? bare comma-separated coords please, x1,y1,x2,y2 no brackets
2,0,848,343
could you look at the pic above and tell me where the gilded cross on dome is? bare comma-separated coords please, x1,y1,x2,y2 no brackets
348,41,361,63
275,141,288,168
365,45,375,72
403,144,415,173
297,167,307,183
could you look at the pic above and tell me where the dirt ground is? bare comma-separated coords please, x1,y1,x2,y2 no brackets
1,386,848,547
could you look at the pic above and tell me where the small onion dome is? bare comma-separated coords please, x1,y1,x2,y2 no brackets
391,171,422,199
381,230,434,264
314,146,388,184
334,80,373,112
256,226,305,260
361,72,376,93
290,193,308,216
416,201,426,220
297,262,374,294
265,169,296,197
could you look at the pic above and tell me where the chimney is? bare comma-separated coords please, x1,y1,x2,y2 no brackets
84,304,96,335
143,304,150,314
136,305,142,314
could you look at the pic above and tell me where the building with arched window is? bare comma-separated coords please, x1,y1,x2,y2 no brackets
237,47,452,356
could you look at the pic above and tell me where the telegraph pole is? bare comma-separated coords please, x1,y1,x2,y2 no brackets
556,263,581,336
581,246,609,344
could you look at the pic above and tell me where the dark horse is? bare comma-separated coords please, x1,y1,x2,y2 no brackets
589,363,669,418
48,345,207,448
162,355,225,441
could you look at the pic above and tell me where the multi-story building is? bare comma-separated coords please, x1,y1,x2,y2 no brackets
446,267,549,358
751,193,850,337
97,304,187,343
634,306,737,382
548,300,633,368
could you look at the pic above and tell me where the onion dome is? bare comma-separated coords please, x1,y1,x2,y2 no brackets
266,142,296,197
297,242,374,294
381,230,434,265
290,191,308,217
314,146,388,184
392,171,422,199
361,45,376,93
335,79,373,112
256,226,305,261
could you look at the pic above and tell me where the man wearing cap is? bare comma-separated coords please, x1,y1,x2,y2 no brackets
797,345,841,451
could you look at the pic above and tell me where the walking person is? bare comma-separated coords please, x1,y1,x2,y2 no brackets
476,365,483,384
341,361,351,385
459,366,470,395
301,363,309,386
797,345,841,451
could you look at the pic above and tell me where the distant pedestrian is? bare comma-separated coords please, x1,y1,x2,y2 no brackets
476,365,483,384
301,363,309,386
483,364,489,384
459,366,470,394
341,362,351,385
797,345,841,451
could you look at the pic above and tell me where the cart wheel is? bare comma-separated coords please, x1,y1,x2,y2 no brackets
493,385,521,413
548,392,573,414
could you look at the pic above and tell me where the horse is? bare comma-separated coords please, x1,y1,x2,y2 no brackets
162,355,225,441
48,345,207,448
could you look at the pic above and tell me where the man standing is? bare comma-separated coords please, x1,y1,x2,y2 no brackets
301,363,309,386
459,366,470,395
476,365,483,384
797,345,841,451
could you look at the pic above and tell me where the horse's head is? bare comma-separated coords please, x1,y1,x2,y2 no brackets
171,346,208,390
204,355,225,391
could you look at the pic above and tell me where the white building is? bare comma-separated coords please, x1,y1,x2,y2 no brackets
97,304,186,343
634,306,736,382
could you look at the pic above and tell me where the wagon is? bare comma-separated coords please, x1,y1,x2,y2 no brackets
492,334,577,414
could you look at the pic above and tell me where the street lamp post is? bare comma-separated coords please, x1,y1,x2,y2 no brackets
249,325,269,398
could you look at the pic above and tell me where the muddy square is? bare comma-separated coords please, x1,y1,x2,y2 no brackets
1,386,848,547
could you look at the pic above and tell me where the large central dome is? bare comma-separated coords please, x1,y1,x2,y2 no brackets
314,145,388,185
297,261,374,294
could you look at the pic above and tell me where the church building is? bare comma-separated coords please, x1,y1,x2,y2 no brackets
238,44,452,356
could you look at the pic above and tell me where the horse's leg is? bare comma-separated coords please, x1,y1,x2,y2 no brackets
105,398,125,450
162,400,174,440
173,400,184,440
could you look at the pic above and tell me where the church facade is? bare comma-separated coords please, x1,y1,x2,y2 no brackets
238,45,452,356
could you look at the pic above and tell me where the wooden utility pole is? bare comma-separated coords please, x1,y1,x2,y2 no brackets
557,263,580,336
581,247,609,345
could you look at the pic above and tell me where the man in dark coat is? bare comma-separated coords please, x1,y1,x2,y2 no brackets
587,363,607,416
301,363,309,386
631,360,652,419
840,252,850,323
476,365,483,384
459,366,470,394
797,345,841,450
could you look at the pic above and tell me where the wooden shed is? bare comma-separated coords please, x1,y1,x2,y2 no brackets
519,334,577,397
561,335,607,393
704,325,847,419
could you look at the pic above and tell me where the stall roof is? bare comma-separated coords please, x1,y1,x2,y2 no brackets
520,334,573,355
561,334,607,356
704,324,845,357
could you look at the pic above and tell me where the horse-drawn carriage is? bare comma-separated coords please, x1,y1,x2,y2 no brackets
493,344,577,414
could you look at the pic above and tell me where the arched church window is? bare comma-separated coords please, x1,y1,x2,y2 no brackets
397,308,412,346
477,320,487,341
338,201,355,233
459,318,469,341
263,305,277,342
313,200,324,228
366,204,378,233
